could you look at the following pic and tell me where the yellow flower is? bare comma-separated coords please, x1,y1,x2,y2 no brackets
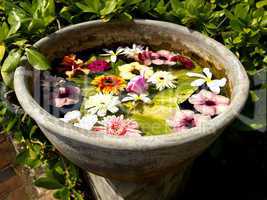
91,75,126,95
118,62,154,80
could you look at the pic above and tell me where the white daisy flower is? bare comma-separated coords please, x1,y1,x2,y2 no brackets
100,47,124,63
186,68,227,94
148,71,176,91
122,93,151,104
84,93,121,117
61,110,81,123
74,115,98,130
122,44,144,58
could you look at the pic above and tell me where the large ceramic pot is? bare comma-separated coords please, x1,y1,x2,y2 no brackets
14,20,249,199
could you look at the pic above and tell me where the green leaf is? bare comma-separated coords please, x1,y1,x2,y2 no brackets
131,113,171,136
34,177,64,189
25,48,50,70
16,150,29,165
256,0,267,8
53,187,71,200
8,11,22,35
154,0,167,15
0,22,10,41
0,42,5,62
100,0,117,16
1,49,21,86
76,0,102,14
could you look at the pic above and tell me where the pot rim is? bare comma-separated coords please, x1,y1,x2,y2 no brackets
14,19,249,151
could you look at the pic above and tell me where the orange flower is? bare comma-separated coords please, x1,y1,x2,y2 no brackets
91,75,126,94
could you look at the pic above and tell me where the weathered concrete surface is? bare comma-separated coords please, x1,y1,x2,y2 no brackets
14,20,249,199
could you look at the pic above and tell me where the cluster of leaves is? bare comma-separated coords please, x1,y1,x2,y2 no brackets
0,83,84,199
0,0,266,199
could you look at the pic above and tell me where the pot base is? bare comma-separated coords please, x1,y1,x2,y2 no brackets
84,161,192,200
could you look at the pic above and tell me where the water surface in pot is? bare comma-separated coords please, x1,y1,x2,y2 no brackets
37,43,230,136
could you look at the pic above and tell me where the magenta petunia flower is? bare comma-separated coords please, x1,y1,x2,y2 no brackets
88,60,110,73
137,50,153,65
95,115,142,137
126,75,148,94
167,110,210,132
52,86,80,108
188,89,230,116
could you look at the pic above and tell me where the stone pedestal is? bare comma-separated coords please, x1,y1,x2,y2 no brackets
85,161,192,200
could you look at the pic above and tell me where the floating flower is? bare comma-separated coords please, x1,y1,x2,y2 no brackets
122,93,151,104
61,110,98,130
61,54,89,78
186,68,227,94
61,110,81,123
84,93,120,117
52,86,80,108
96,115,142,137
148,71,176,91
118,62,154,80
170,55,194,69
122,44,144,59
150,50,176,66
100,47,124,63
137,50,176,66
188,89,230,116
167,110,210,132
91,75,126,95
74,115,98,130
126,75,148,94
87,59,110,73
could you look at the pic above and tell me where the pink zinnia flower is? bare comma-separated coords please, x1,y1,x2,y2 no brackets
167,110,210,132
170,55,194,69
126,75,148,94
95,115,142,137
88,60,110,73
52,86,80,108
189,89,230,116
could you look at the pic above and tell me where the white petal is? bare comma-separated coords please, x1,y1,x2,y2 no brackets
191,79,206,87
97,107,107,117
108,106,119,114
203,68,212,79
218,78,227,87
63,110,81,122
76,115,98,130
186,72,206,79
207,81,221,94
111,55,117,63
122,96,134,102
142,96,151,103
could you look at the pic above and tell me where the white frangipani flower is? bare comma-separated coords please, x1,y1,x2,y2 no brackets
84,93,121,117
148,71,176,91
74,115,98,130
122,93,151,104
61,110,97,131
186,68,227,94
100,47,124,63
61,110,81,123
122,44,144,58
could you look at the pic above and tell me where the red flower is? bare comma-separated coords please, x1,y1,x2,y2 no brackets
170,55,194,69
88,60,110,73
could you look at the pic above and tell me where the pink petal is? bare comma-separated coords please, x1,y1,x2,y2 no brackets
188,93,205,105
152,59,164,65
194,104,216,116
